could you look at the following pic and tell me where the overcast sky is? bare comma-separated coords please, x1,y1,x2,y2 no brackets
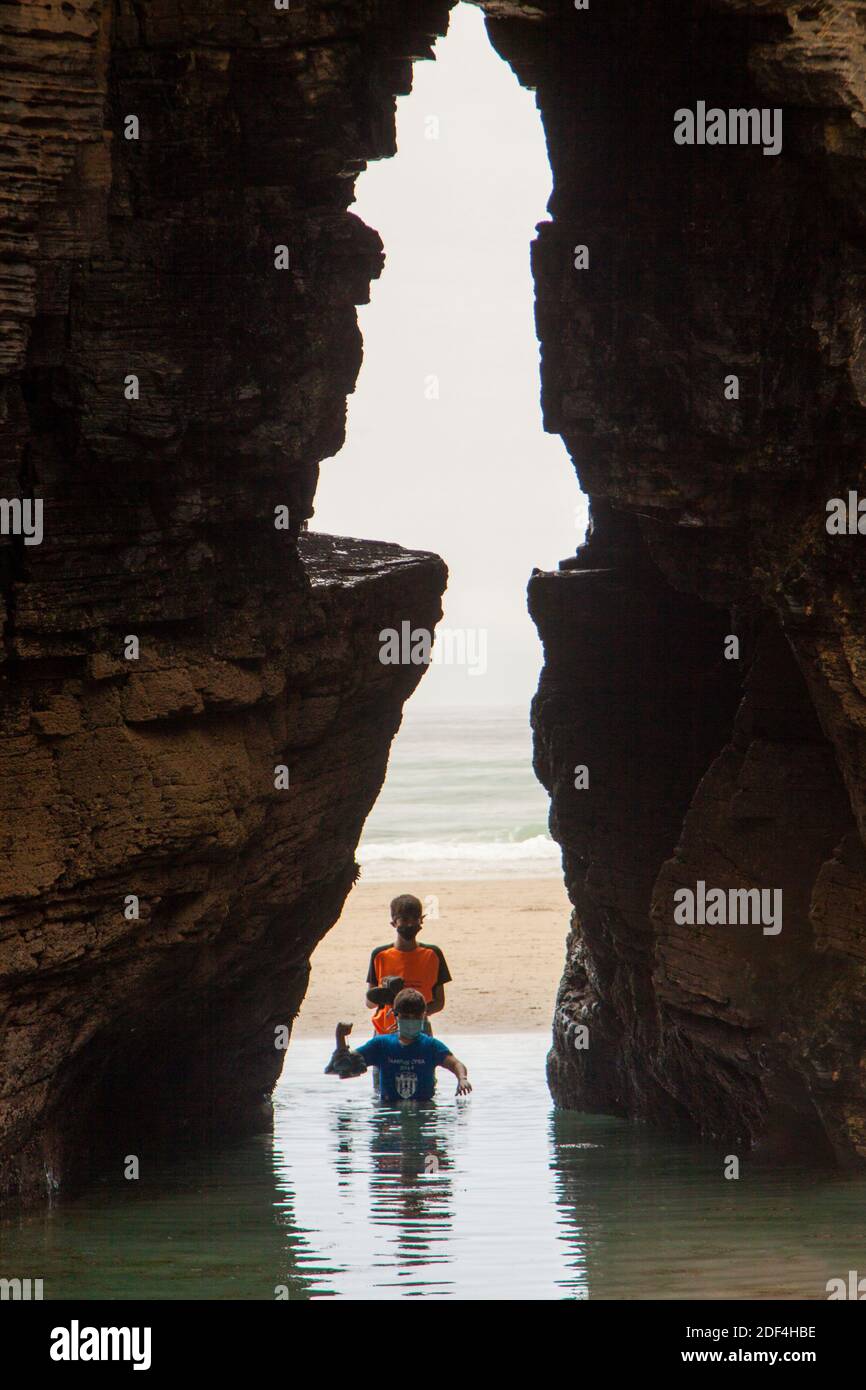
312,1,586,707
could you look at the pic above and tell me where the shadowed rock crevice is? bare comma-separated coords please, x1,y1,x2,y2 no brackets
530,507,743,1131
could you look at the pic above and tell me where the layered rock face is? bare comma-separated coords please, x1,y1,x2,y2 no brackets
6,0,866,1203
475,0,866,1162
0,1,449,1202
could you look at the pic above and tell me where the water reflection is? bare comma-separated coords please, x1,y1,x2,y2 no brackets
367,1107,453,1262
272,1033,564,1298
0,1132,328,1300
2,1034,866,1299
273,1062,467,1297
548,1107,866,1300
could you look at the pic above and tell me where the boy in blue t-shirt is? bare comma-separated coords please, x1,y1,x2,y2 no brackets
325,988,472,1102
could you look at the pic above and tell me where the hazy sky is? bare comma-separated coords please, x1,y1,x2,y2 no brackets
312,1,586,707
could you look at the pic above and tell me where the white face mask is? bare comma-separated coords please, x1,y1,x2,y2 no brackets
396,1017,424,1041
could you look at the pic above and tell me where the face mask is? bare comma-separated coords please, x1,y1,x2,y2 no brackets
395,921,421,940
397,1017,423,1041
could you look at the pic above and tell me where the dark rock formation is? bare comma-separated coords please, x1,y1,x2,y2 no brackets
0,0,448,1203
480,0,866,1163
6,0,866,1201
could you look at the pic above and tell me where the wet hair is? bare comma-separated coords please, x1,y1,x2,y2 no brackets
390,893,423,923
393,987,426,1018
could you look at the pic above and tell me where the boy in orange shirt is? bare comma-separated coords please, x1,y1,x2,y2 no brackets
365,893,451,1035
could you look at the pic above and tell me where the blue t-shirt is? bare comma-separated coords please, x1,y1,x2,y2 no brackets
356,1033,452,1102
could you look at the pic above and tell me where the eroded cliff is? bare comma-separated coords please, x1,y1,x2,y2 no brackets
5,0,866,1201
0,0,448,1202
478,0,866,1163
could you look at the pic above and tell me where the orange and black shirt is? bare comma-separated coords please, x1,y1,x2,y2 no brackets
366,942,452,1035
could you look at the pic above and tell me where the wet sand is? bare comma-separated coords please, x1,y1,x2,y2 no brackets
293,877,571,1037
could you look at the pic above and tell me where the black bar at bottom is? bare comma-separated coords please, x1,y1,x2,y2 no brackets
1,1298,860,1375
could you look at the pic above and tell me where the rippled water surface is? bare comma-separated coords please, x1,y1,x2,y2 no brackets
2,1034,865,1299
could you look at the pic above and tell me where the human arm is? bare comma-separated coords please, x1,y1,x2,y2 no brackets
365,951,403,1009
426,948,451,1017
365,952,379,1009
439,1052,472,1095
366,975,404,1008
324,1022,374,1078
427,983,446,1016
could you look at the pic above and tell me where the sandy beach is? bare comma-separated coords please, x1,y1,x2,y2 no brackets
293,877,571,1036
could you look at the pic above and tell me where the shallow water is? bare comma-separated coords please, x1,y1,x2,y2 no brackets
2,1034,865,1300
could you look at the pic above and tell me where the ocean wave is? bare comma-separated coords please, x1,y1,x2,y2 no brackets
359,834,557,862
356,834,561,881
